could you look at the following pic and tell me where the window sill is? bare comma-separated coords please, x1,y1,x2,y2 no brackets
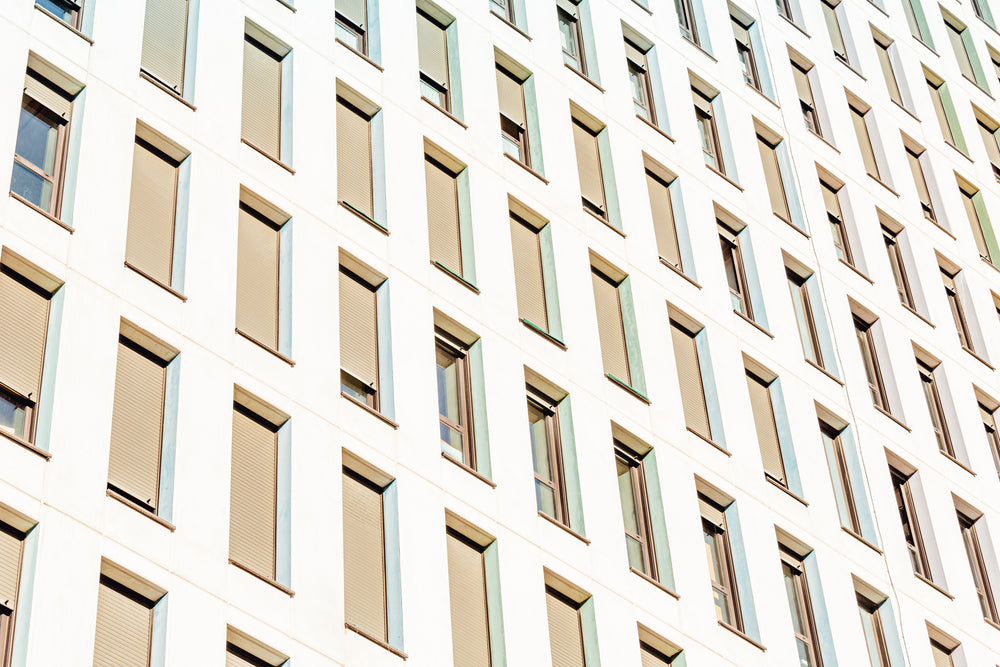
139,71,195,110
630,0,653,15
106,489,176,531
734,310,773,338
873,405,910,432
705,165,743,192
563,63,605,93
901,303,934,328
976,14,1000,38
778,14,810,38
229,559,295,596
890,98,920,122
841,527,882,554
274,0,296,12
981,256,1000,281
9,191,73,233
636,115,674,143
491,12,531,40
433,261,479,293
745,83,779,109
686,427,730,457
521,318,567,349
805,358,843,385
339,200,388,235
984,617,1000,633
236,329,295,366
125,262,187,301
630,567,680,599
765,475,807,505
607,374,650,403
867,174,898,197
34,4,93,43
963,345,994,370
345,624,407,659
583,207,626,238
807,128,839,153
944,140,973,163
421,97,468,129
503,152,549,183
538,511,590,544
660,259,701,288
915,572,954,600
961,74,993,100
335,39,384,71
341,391,399,429
834,58,865,82
680,36,717,63
718,621,766,651
441,451,497,488
241,139,295,174
838,259,873,284
0,429,51,460
940,451,976,476
926,217,956,240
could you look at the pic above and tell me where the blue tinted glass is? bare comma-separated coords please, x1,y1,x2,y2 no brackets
16,103,59,173
11,162,52,209
36,0,75,22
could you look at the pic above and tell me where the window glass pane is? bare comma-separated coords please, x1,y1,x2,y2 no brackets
616,458,640,534
782,563,806,635
436,346,464,457
16,103,59,173
788,277,820,364
0,391,27,440
36,0,76,22
10,163,52,211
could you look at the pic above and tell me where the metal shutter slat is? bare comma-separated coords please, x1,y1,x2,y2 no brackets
92,582,152,667
236,208,280,349
592,269,630,384
698,496,726,527
746,372,784,483
573,121,605,213
336,99,374,218
141,0,188,92
425,158,462,274
0,527,22,607
417,12,449,85
229,408,277,579
0,269,50,401
546,588,585,667
496,68,525,127
510,217,547,329
447,532,491,667
339,0,367,27
821,182,842,218
640,643,672,667
339,270,379,390
24,71,72,118
125,140,178,285
108,342,166,510
980,123,1000,167
670,322,710,438
242,38,282,158
646,171,681,267
342,471,387,640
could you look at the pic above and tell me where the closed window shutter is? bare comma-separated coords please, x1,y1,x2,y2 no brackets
242,37,282,158
0,268,50,402
757,136,790,220
125,139,179,285
336,99,374,219
510,216,548,330
822,181,843,220
229,406,278,579
545,587,585,667
141,0,189,92
961,190,992,259
931,642,954,667
573,120,606,214
792,65,813,107
746,372,785,483
342,469,387,640
979,123,1000,167
928,82,955,144
698,495,726,528
339,0,367,27
417,11,449,86
339,269,379,391
425,157,463,274
850,107,880,178
875,45,903,105
591,269,630,384
92,578,153,667
108,340,166,511
906,150,933,211
24,70,72,119
646,171,681,267
236,207,280,349
640,643,672,667
670,321,710,438
225,647,258,667
496,67,525,127
446,531,491,667
0,525,22,609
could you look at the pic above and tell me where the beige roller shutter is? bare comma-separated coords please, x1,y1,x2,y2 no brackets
0,268,50,402
339,0,367,27
125,139,178,285
229,406,277,579
980,122,1000,168
225,645,267,667
821,181,842,220
336,99,374,219
141,0,189,93
981,403,997,428
339,269,379,391
906,149,933,210
746,372,784,483
698,494,726,528
510,216,548,330
931,641,954,667
24,70,72,119
573,120,605,214
928,81,954,144
242,37,282,158
236,207,280,349
646,171,681,268
792,64,813,107
342,469,387,640
92,579,153,667
850,107,880,178
591,269,630,384
670,321,710,438
108,340,166,510
0,525,22,609
757,135,790,221
447,530,491,667
875,44,902,105
640,643,672,667
417,11,449,86
496,67,525,127
546,587,585,667
425,157,462,274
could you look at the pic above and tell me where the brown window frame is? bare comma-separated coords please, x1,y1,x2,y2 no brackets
676,0,699,43
592,266,632,385
509,213,550,332
929,638,956,666
857,594,892,667
36,0,85,29
719,224,752,318
874,37,903,107
882,227,914,309
927,78,957,147
416,8,452,112
490,0,515,22
700,495,742,631
746,369,787,486
780,548,823,667
758,132,791,223
945,19,977,83
342,465,389,642
614,443,657,580
822,422,861,534
527,388,568,526
693,89,724,173
435,330,475,469
557,2,587,75
732,18,761,90
960,186,993,263
959,511,999,623
918,360,954,457
0,382,35,446
849,103,881,181
941,269,974,351
496,65,530,167
823,183,853,265
906,147,936,222
339,266,380,410
625,39,656,124
854,317,889,411
573,118,608,220
822,0,849,64
787,270,824,367
977,118,1000,182
776,0,793,20
890,468,931,578
12,93,70,218
335,1,367,55
981,402,1000,477
445,527,492,666
792,61,821,136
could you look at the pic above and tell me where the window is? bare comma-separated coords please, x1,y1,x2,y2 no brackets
906,146,936,222
417,8,452,111
857,593,892,667
945,15,979,84
918,359,954,457
140,0,190,94
959,184,993,263
638,628,683,666
340,266,381,409
849,102,881,181
700,494,741,629
977,114,1000,181
496,64,530,165
902,0,932,43
676,0,699,43
615,443,656,578
958,511,998,622
226,627,289,667
545,585,586,667
854,317,888,411
992,48,1000,87
891,468,931,578
671,319,712,439
780,548,822,667
625,40,656,123
242,29,289,162
92,562,165,667
646,167,683,271
776,0,794,20
757,132,790,222
490,0,514,23
235,200,286,353
787,269,823,367
941,268,974,351
592,264,640,388
0,520,25,663
572,118,608,220
510,213,551,332
980,401,1000,475
874,34,904,107
558,0,587,75
337,97,375,222
424,154,464,276
927,76,961,149
436,330,474,467
342,466,389,641
821,422,860,533
528,388,567,524
745,369,786,484
792,60,822,135
882,226,915,309
732,16,760,90
822,0,849,64
821,178,855,264
693,88,723,172
336,0,368,53
11,69,74,217
36,0,84,29
719,224,751,317
446,525,495,666
973,0,989,22
929,637,957,667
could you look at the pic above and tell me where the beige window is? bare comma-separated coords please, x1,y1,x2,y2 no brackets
787,269,823,367
446,528,491,667
671,319,710,439
906,146,936,221
823,421,860,533
929,638,957,667
857,593,892,667
625,39,656,122
822,0,849,63
425,155,463,275
918,359,954,457
615,442,657,579
927,77,957,146
572,118,607,219
958,510,999,622
977,116,1000,181
343,466,388,641
37,0,85,29
745,369,785,485
980,400,1000,475
645,168,682,269
890,467,931,578
92,565,163,667
945,18,977,82
882,225,914,309
242,33,284,160
941,268,974,351
226,627,289,667
719,223,751,318
235,203,282,351
0,521,24,661
849,102,881,180
591,267,630,384
959,184,992,262
676,0,698,43
417,9,451,111
339,266,380,408
140,0,189,94
335,0,368,54
854,316,889,411
528,386,568,524
497,64,530,165
336,97,374,221
757,132,790,221
436,329,475,467
792,60,821,135
822,180,852,264
780,548,822,667
700,494,742,629
693,88,724,172
545,586,586,667
874,35,903,106
558,0,587,74
732,17,760,90
510,214,548,331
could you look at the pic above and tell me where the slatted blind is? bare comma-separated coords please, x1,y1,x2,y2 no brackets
640,643,672,667
792,63,814,109
625,40,646,68
822,2,847,56
875,43,903,105
573,120,605,213
339,0,367,27
979,122,1000,167
510,216,548,330
236,207,280,349
645,171,681,268
336,98,374,219
108,340,166,510
928,81,954,144
821,181,842,220
24,70,72,119
591,268,630,384
92,579,153,667
931,641,955,667
546,587,585,667
417,11,449,85
756,135,789,220
670,321,710,438
242,37,282,158
0,267,50,402
342,469,387,640
906,149,933,211
140,0,189,93
125,139,178,285
496,67,525,127
698,494,726,528
425,157,462,274
850,106,880,178
226,647,255,667
230,406,278,579
746,371,784,483
339,269,379,391
0,525,22,609
446,531,491,667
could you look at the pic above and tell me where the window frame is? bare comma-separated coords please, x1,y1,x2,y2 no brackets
719,224,752,318
339,265,381,410
854,317,889,411
792,60,822,136
906,146,936,222
822,422,861,534
435,329,475,469
890,468,931,579
625,39,656,123
857,594,892,667
732,17,761,90
527,388,569,526
959,511,999,623
558,2,587,75
417,8,452,112
700,496,742,630
0,383,35,445
614,443,657,580
787,270,824,367
918,360,954,457
981,401,1000,476
12,93,70,218
36,0,85,30
676,0,699,44
335,1,368,55
496,64,530,166
693,89,723,172
780,548,823,667
882,227,915,309
874,35,904,107
941,268,974,351
822,0,850,65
